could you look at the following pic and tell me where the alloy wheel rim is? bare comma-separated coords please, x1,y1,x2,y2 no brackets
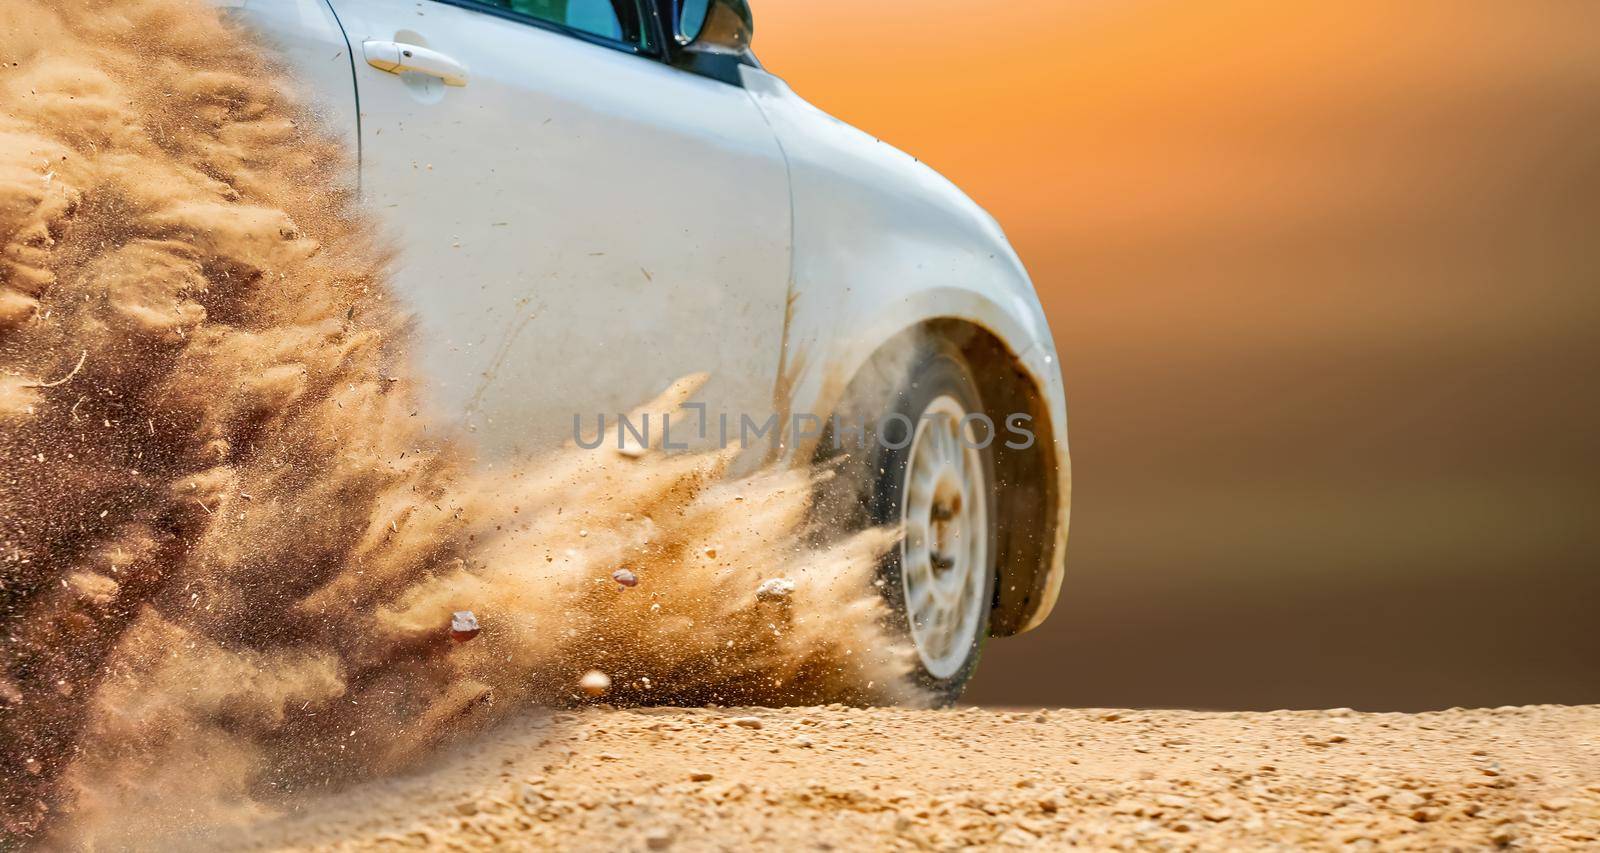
900,395,990,679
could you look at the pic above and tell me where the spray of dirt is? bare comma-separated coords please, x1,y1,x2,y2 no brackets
0,0,918,844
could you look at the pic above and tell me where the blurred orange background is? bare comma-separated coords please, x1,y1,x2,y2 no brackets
759,1,1600,710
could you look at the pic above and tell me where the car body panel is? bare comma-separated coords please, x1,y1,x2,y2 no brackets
319,0,794,457
742,69,1069,631
218,0,1068,634
223,0,361,159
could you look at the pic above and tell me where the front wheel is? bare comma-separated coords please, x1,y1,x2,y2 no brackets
817,338,998,701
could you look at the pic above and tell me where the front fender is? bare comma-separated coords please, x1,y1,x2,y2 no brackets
743,68,1069,633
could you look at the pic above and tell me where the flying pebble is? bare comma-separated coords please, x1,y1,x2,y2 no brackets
756,578,796,602
579,670,612,697
449,610,481,643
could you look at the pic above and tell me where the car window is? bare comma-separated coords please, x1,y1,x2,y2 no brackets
476,0,646,47
677,0,707,42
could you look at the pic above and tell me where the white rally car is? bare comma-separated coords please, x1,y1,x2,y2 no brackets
227,0,1069,696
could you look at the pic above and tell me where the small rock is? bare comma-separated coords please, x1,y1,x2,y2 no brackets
997,826,1039,846
454,800,478,816
1111,799,1142,815
731,716,763,729
579,670,611,697
1391,791,1426,810
756,578,795,602
644,827,675,850
1203,807,1233,822
688,771,713,782
793,735,814,748
1490,826,1517,847
449,610,481,643
1411,807,1442,823
612,568,638,588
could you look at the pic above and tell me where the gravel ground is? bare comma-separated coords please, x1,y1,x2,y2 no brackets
207,704,1598,851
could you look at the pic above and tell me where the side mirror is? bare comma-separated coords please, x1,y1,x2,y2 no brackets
674,0,756,83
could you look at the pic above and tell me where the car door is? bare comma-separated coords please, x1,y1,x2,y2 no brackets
320,0,793,459
222,0,361,157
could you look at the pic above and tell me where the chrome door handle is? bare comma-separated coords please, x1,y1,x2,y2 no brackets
363,40,470,87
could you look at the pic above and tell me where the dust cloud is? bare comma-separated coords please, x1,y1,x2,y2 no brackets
0,0,916,845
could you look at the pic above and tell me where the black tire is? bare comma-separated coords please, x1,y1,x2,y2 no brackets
814,337,999,703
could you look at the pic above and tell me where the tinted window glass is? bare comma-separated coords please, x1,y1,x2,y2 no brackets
479,0,644,46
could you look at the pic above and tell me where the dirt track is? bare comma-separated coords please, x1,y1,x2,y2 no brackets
183,704,1600,851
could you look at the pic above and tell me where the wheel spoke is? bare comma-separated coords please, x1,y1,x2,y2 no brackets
898,393,990,682
904,540,930,575
914,465,939,502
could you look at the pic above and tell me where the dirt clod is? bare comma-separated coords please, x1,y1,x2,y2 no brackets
450,611,482,643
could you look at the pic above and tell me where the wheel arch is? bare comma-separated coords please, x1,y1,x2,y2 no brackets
742,71,1069,635
810,317,1069,638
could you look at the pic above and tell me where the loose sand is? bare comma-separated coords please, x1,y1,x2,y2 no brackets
200,704,1598,851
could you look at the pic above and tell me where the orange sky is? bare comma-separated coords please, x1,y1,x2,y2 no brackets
754,2,1600,709
755,1,1600,292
